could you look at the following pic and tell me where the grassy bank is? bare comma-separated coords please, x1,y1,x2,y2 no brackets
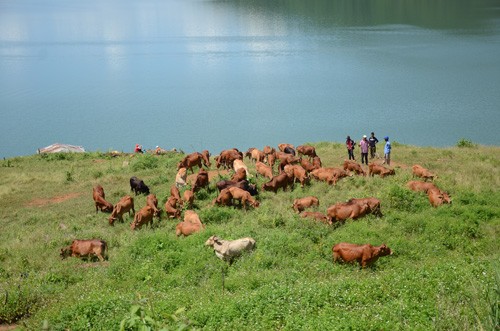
0,142,499,330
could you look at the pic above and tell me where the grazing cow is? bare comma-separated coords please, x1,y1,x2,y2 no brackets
263,146,276,155
192,168,210,192
215,149,242,169
130,176,150,195
216,179,258,196
326,201,371,223
368,163,395,178
300,158,318,173
175,210,204,237
297,145,317,159
213,188,233,206
227,187,260,209
347,197,382,217
109,196,135,225
278,143,295,153
262,172,294,193
300,211,331,225
246,148,265,163
312,156,322,169
177,152,203,173
427,188,452,207
412,165,436,181
146,194,161,218
277,153,300,172
130,206,154,230
267,151,277,168
343,160,366,176
175,167,188,188
310,167,349,185
233,159,250,178
60,239,107,262
170,185,183,205
183,189,194,207
284,164,309,188
92,185,113,213
205,235,256,263
231,167,247,182
407,180,438,193
332,242,393,268
164,196,181,219
292,196,319,213
255,161,273,179
201,150,211,168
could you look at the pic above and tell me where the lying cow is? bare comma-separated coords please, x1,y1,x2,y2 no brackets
332,242,393,268
427,188,452,207
175,210,204,237
130,176,150,195
205,235,256,263
292,196,319,213
130,206,154,230
300,211,331,225
368,164,395,178
327,201,371,223
407,180,438,193
60,239,107,262
92,185,113,213
343,160,366,176
109,195,135,225
347,197,382,217
412,164,436,181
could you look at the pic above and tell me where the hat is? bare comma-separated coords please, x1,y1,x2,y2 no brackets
384,136,389,141
156,146,159,149
363,135,367,138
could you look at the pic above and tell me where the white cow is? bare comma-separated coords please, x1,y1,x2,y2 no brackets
205,235,256,263
233,159,251,178
175,167,187,188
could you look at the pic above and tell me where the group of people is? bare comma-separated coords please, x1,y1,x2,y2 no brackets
346,132,391,166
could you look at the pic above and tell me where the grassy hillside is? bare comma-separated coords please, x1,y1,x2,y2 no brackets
0,142,499,330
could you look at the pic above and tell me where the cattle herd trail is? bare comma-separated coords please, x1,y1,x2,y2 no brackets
26,192,82,207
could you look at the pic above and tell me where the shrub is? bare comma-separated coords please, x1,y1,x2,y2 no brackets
456,138,476,148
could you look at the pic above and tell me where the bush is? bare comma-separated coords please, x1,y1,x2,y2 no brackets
456,138,476,148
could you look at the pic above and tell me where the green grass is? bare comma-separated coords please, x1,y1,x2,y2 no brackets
0,143,499,330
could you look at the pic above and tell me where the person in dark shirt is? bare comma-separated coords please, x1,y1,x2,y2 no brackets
368,132,379,159
346,136,355,160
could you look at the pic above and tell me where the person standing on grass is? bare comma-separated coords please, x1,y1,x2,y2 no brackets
382,136,391,165
359,135,369,165
346,136,355,160
368,132,379,159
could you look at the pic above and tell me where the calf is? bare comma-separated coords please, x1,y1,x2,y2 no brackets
193,169,210,192
213,188,233,207
326,201,371,223
130,206,154,230
109,195,135,225
130,176,150,195
300,211,331,225
292,196,319,213
255,161,273,179
177,152,203,173
347,197,382,217
427,188,452,207
183,189,194,207
284,164,309,188
92,185,113,213
343,160,366,176
262,172,294,193
332,242,393,268
412,165,436,181
368,163,395,178
205,235,256,263
164,196,181,218
146,194,161,218
60,239,107,262
227,187,260,209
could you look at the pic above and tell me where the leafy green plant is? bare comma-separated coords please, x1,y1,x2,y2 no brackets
457,138,476,148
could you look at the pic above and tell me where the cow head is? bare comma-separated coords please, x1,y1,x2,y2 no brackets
378,244,393,257
108,216,116,226
205,235,218,247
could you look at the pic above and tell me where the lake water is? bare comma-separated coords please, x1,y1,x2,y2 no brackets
1,0,499,158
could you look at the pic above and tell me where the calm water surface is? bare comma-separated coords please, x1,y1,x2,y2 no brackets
1,0,499,158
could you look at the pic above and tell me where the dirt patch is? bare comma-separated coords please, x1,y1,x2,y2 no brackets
26,192,82,207
0,325,18,331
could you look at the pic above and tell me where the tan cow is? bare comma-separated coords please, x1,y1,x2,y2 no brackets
183,189,194,207
332,242,393,268
407,180,438,193
255,161,273,179
130,206,154,230
343,160,366,176
284,164,309,188
205,235,256,263
326,201,371,223
368,163,395,178
175,167,188,188
109,196,135,225
175,210,204,237
92,185,113,213
146,194,161,218
227,187,260,209
300,211,331,225
233,159,250,178
412,165,436,181
60,239,107,262
292,196,319,213
164,196,181,219
213,188,233,206
427,188,452,207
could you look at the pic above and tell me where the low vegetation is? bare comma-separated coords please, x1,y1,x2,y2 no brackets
0,143,498,330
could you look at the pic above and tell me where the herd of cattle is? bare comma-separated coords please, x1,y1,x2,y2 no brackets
61,143,451,268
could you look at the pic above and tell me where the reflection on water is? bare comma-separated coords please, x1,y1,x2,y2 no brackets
0,0,499,158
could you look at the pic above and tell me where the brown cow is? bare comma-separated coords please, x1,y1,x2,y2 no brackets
300,158,318,173
176,210,204,237
332,242,393,268
193,168,210,192
231,166,247,182
326,201,371,223
262,172,294,193
300,211,331,225
343,160,366,176
177,152,203,173
284,164,309,188
292,196,319,213
412,165,436,181
164,196,181,218
227,187,260,209
407,180,438,193
263,145,276,155
255,161,273,179
201,150,211,168
245,148,265,163
92,185,113,213
146,194,161,218
215,149,242,169
183,189,194,207
60,239,107,262
347,197,382,217
267,151,276,168
310,167,349,185
368,163,395,178
109,196,135,225
216,179,258,196
297,145,317,159
427,188,452,207
170,185,183,206
278,143,295,152
131,206,154,230
312,156,322,169
184,210,203,225
213,188,233,206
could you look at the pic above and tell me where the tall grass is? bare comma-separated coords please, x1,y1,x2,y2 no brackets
0,144,498,330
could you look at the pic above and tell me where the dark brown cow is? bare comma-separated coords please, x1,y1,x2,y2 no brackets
347,197,382,217
297,145,317,159
412,165,436,181
326,201,371,223
177,152,203,173
299,211,331,225
407,180,438,193
92,185,113,213
292,196,319,213
227,187,260,209
130,206,154,230
164,196,181,218
193,168,210,192
255,161,273,179
368,163,395,178
109,195,135,225
262,172,294,193
332,242,393,268
60,239,107,262
146,194,161,218
427,188,452,207
343,160,366,176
